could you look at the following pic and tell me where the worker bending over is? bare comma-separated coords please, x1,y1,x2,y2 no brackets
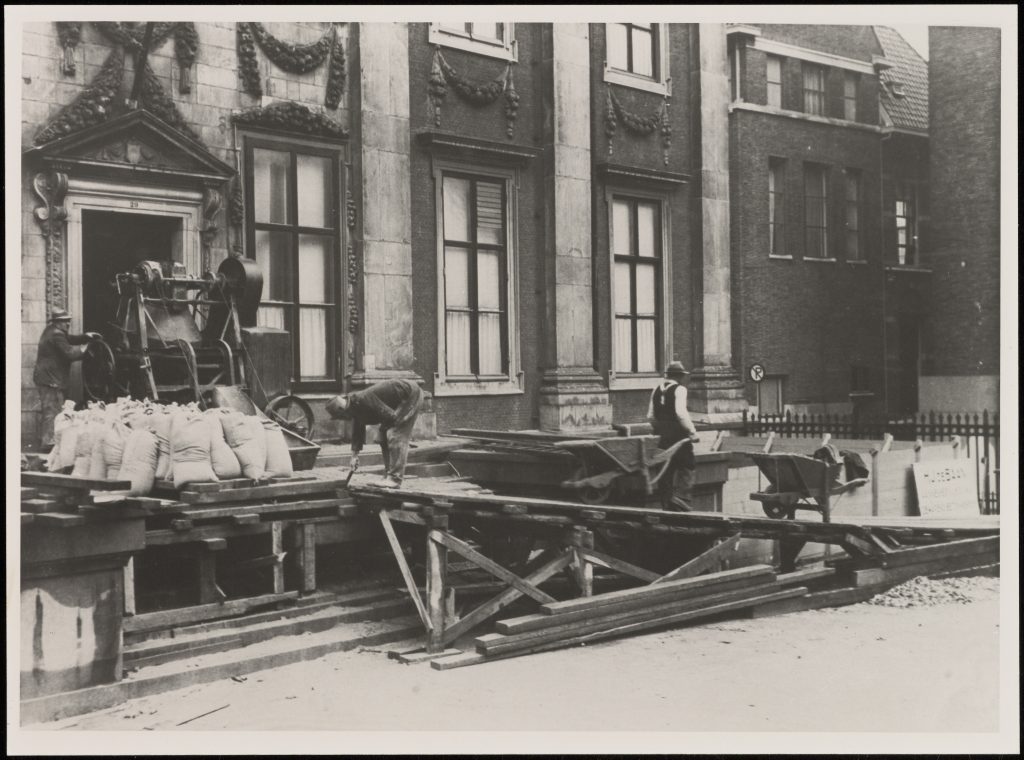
326,378,423,488
647,361,700,512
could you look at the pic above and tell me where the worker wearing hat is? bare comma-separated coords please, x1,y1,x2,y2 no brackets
647,361,700,511
32,309,101,449
325,378,424,488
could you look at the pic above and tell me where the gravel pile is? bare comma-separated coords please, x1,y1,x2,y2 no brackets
867,575,1000,608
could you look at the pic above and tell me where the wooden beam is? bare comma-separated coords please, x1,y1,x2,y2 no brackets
440,549,574,645
123,557,136,617
582,549,660,583
21,472,132,491
179,480,345,505
122,591,299,633
378,511,431,631
542,565,775,616
651,533,742,584
425,531,448,653
481,587,809,659
430,531,557,605
299,523,317,592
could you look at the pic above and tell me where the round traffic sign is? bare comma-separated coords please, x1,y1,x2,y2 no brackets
749,363,766,382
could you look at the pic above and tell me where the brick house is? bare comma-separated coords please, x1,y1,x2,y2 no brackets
20,22,947,448
920,27,1001,413
726,24,930,418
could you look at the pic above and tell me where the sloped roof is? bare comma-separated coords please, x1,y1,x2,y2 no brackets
873,26,929,132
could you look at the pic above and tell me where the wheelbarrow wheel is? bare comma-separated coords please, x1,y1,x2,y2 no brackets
81,339,118,403
266,394,314,439
762,503,790,519
573,466,612,505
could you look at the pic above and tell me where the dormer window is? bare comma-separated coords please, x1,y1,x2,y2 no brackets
888,81,906,98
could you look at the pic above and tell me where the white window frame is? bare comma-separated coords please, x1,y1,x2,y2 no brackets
766,54,783,108
606,187,673,391
429,22,517,62
603,23,671,96
432,158,523,397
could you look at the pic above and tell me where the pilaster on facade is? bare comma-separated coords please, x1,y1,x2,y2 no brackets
688,23,747,422
537,23,612,433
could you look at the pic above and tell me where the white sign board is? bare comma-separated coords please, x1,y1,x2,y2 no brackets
912,460,980,517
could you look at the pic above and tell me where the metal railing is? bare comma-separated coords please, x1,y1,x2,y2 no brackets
742,410,1000,515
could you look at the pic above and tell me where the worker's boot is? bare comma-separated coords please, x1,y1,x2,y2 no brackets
374,474,402,489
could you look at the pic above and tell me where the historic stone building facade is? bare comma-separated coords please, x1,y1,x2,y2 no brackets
20,21,942,446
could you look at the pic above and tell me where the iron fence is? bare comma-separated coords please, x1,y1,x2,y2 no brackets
741,410,1000,515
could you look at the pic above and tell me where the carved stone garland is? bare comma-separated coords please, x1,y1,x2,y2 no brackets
605,88,673,166
345,188,358,375
428,47,519,138
236,22,347,110
231,100,348,139
32,171,70,311
55,22,198,95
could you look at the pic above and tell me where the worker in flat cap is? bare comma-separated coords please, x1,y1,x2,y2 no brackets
647,361,700,511
33,309,101,449
326,378,424,488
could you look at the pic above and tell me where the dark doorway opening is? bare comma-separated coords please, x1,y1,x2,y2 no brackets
81,210,182,338
896,313,921,416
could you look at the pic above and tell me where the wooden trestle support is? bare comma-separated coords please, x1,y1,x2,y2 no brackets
352,483,999,660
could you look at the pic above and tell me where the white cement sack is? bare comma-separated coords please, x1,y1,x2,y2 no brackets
205,410,242,479
119,429,159,496
170,412,218,488
221,412,267,480
262,420,294,478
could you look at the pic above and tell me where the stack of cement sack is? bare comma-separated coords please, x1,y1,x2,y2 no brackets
47,398,294,496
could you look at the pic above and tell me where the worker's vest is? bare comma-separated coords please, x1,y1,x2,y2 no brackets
651,382,686,443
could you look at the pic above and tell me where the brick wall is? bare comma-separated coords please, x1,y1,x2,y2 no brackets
730,111,886,410
926,27,1000,378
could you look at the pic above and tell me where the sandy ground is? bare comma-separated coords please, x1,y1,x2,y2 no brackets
41,589,1001,734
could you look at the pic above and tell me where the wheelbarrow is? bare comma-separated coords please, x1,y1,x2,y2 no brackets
555,435,696,505
747,452,869,523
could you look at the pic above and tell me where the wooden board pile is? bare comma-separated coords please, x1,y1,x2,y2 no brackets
431,563,833,669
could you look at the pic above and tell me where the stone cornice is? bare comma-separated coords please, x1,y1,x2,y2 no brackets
416,130,541,164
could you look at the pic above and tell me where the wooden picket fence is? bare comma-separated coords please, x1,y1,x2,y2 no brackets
741,410,1001,515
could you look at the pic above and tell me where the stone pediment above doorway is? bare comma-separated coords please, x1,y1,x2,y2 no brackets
24,109,234,187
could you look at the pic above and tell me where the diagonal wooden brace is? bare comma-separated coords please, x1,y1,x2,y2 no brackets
651,532,743,584
379,510,431,631
430,531,557,606
440,548,574,645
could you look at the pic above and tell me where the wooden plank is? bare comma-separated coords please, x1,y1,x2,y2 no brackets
199,538,228,551
651,533,743,584
270,522,285,594
479,582,787,653
21,498,66,514
425,530,447,653
231,514,260,525
180,480,346,505
542,565,775,616
21,487,40,500
440,549,575,645
299,523,317,593
876,535,1000,570
851,549,1000,588
431,531,557,605
21,512,36,525
22,472,132,491
232,553,286,572
145,522,273,545
479,587,810,661
178,498,350,522
171,518,194,532
121,591,300,634
495,578,782,636
124,557,136,616
775,565,836,586
378,511,431,631
32,512,86,528
196,551,226,604
581,549,660,583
